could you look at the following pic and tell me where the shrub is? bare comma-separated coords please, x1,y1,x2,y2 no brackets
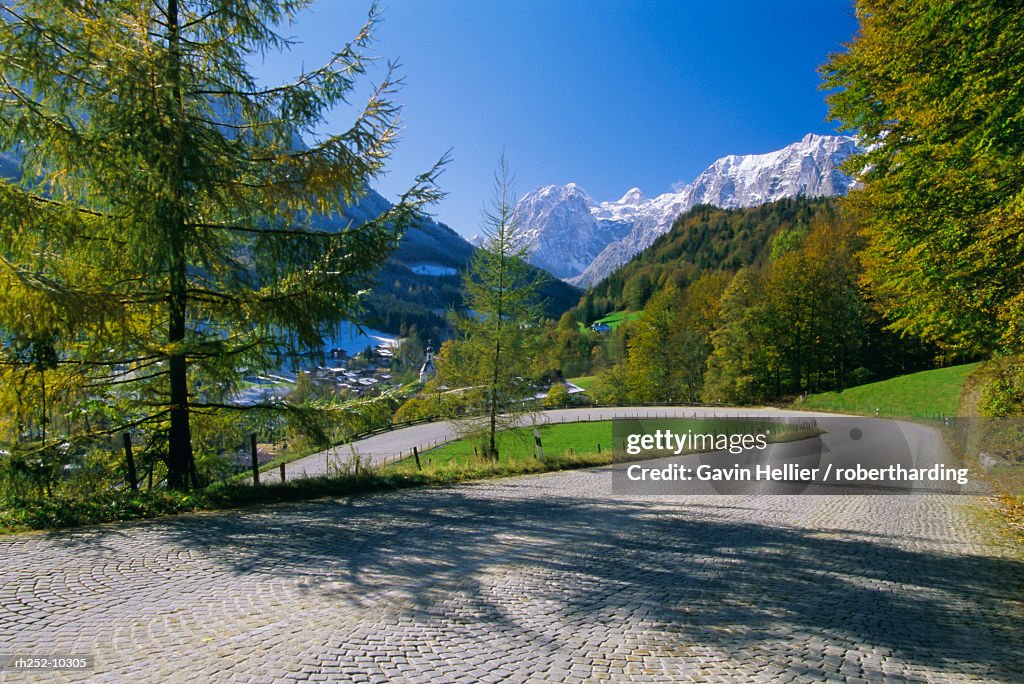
542,383,571,408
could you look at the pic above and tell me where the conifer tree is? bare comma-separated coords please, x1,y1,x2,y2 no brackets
438,155,543,459
0,2,442,487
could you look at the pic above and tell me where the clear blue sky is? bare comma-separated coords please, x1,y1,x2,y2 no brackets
250,1,859,238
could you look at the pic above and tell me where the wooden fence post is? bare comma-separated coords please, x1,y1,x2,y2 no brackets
413,446,422,471
250,433,259,486
279,461,286,482
123,432,138,491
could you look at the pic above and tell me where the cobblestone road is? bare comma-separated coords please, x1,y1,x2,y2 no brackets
2,468,1022,682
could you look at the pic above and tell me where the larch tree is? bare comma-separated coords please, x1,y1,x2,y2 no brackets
438,155,543,460
0,1,443,488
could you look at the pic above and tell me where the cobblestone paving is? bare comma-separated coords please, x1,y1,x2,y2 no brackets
1,467,1022,682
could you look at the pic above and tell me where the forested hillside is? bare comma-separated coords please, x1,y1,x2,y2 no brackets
536,198,947,401
367,229,580,342
574,198,837,323
538,1,1024,416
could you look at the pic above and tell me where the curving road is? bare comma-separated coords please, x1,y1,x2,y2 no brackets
267,407,831,481
1,411,1022,682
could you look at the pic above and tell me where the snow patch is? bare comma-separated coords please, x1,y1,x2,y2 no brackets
409,263,458,276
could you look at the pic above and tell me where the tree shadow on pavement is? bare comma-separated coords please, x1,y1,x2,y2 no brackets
37,476,1024,681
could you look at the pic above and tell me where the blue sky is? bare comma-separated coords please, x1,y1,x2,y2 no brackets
250,1,859,238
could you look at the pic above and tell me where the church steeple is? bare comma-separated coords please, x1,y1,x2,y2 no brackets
418,343,436,384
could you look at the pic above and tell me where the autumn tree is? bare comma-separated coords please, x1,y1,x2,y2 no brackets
703,213,865,402
0,2,442,487
822,0,1024,354
673,271,731,401
625,284,682,403
764,227,862,396
702,268,773,404
623,271,731,404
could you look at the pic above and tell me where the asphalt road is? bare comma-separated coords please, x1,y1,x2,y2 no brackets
266,407,826,480
266,408,974,496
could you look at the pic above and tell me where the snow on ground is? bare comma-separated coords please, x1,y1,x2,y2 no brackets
409,263,458,277
325,327,398,356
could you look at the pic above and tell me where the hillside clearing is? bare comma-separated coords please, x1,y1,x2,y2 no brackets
797,363,981,417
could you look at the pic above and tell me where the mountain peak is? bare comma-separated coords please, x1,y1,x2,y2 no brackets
617,187,645,205
562,182,593,202
527,182,593,204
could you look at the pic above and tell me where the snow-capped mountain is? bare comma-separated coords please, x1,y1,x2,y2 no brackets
515,183,634,279
515,134,861,287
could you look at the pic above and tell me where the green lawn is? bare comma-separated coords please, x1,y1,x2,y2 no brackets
414,421,613,468
798,363,981,418
578,310,642,332
568,375,597,393
404,416,817,471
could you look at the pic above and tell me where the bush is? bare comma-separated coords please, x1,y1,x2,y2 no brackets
394,393,453,423
542,383,570,407
956,356,1023,466
979,355,1024,417
589,364,631,404
849,367,873,387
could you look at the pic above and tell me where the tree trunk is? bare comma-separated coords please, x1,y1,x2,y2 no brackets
164,0,195,489
167,238,193,488
488,346,499,460
488,235,505,461
39,366,45,445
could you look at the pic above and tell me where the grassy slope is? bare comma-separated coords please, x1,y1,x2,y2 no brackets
408,417,816,470
577,310,642,332
568,375,597,393
0,452,614,534
798,363,981,417
414,422,613,467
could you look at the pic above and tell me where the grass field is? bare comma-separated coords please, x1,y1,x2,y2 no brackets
400,416,819,472
411,421,613,468
797,363,981,417
568,375,597,393
578,310,642,332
